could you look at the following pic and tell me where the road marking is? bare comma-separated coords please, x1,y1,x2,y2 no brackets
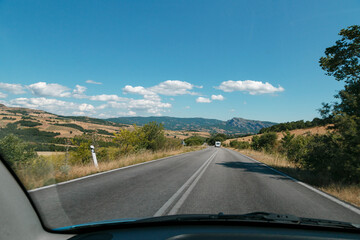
28,148,210,193
168,150,215,215
226,148,360,216
154,150,218,217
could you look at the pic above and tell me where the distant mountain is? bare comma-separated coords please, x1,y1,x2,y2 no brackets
106,116,277,134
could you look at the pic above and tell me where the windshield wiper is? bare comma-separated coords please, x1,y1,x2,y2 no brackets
135,212,359,230
56,212,359,231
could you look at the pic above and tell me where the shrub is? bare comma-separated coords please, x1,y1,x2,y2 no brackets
184,136,205,146
230,140,250,149
16,120,42,127
251,132,277,152
0,134,37,167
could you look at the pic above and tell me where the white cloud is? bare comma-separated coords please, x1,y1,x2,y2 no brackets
216,80,285,95
123,85,160,101
72,85,88,99
28,82,71,97
0,92,7,98
0,83,26,94
128,99,171,114
185,106,190,109
127,111,136,116
196,97,211,103
150,80,197,96
86,80,102,85
78,103,95,112
211,94,224,101
73,85,87,94
89,94,128,102
9,97,95,115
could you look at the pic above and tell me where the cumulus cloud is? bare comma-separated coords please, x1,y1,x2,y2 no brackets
28,82,71,97
9,97,95,115
216,80,284,95
127,111,137,116
86,80,102,85
150,80,196,96
128,99,171,114
72,85,87,99
78,103,95,112
0,92,7,98
196,97,211,103
89,94,128,102
211,94,224,101
123,85,160,101
0,83,26,94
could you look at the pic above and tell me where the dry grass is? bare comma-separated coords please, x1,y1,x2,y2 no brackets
18,146,206,190
232,148,360,208
224,125,333,145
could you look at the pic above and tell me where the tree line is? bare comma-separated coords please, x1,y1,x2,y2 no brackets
232,25,360,184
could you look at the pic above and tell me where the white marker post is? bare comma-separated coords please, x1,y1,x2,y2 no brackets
90,145,98,168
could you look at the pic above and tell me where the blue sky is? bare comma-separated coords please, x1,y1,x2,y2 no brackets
0,0,359,122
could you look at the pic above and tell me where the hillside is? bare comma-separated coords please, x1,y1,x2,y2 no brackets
0,105,213,151
107,116,277,134
0,104,126,138
224,125,332,145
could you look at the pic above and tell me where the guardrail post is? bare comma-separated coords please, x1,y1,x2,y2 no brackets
90,145,98,168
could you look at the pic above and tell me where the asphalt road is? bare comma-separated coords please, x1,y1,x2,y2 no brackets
29,147,360,229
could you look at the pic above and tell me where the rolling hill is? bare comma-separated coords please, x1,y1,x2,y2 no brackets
107,116,277,134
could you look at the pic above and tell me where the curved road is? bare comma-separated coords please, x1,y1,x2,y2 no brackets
30,147,360,229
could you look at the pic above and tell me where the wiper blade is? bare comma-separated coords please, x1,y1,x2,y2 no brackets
55,212,359,231
136,212,359,230
135,212,299,223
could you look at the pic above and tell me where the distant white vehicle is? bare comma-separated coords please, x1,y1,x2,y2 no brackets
215,141,221,147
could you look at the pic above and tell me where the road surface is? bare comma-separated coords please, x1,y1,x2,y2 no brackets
29,147,360,229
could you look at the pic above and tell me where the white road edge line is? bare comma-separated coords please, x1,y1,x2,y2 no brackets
227,148,360,216
28,148,209,193
168,150,217,215
154,150,218,217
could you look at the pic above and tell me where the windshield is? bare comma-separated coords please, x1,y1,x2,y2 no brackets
0,0,359,230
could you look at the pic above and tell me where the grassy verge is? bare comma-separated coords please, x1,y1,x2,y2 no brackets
17,146,206,190
230,148,360,208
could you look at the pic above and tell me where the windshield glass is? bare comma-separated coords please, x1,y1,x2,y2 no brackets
0,0,359,230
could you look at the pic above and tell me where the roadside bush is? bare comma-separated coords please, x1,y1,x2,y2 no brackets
284,135,309,165
96,147,122,162
251,132,277,153
230,140,250,149
142,122,166,151
184,135,205,146
70,139,92,164
163,138,183,150
0,134,37,167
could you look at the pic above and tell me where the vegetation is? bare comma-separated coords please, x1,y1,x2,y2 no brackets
259,118,329,133
206,133,227,145
54,123,85,131
0,135,37,168
184,135,206,146
0,121,202,190
107,116,276,134
0,123,60,143
16,120,42,127
234,25,360,185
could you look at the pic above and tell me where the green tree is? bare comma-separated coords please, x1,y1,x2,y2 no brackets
207,133,227,145
184,135,205,146
71,137,92,164
141,122,166,151
280,130,295,153
113,125,146,153
318,25,360,182
0,134,37,167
